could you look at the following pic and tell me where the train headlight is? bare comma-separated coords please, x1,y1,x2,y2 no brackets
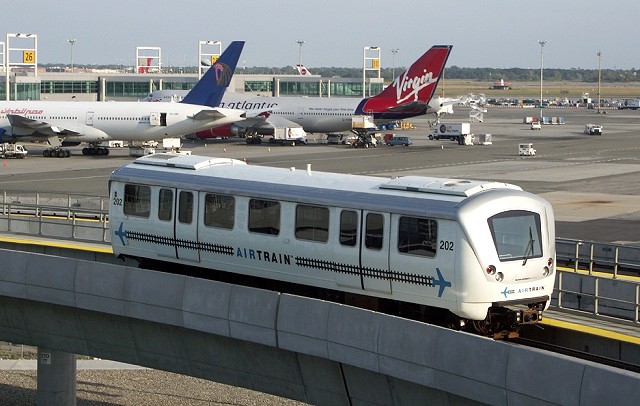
495,272,504,282
486,265,496,275
542,266,550,276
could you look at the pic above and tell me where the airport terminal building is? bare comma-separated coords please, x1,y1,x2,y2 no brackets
0,70,385,102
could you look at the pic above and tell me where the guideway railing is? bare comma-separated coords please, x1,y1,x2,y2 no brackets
0,191,110,243
1,191,639,325
554,238,640,325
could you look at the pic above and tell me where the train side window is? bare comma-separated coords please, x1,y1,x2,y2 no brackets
340,210,358,246
398,217,437,257
158,188,173,221
248,198,280,235
295,204,329,242
123,184,151,218
204,193,235,229
178,191,193,224
365,213,384,250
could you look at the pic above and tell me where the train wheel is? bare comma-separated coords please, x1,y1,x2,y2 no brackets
43,150,51,157
58,150,66,158
64,149,71,158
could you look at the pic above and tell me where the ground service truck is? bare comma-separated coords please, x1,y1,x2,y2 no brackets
269,127,308,146
429,123,472,141
0,143,28,158
618,99,640,110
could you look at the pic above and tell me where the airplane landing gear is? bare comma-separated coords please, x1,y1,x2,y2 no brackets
82,146,110,156
43,148,71,158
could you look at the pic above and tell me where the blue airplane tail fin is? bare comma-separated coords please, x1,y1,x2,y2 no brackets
181,41,245,107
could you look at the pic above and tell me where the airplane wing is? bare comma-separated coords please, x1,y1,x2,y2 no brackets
189,108,247,122
8,114,80,147
231,112,302,134
8,114,81,137
189,109,228,121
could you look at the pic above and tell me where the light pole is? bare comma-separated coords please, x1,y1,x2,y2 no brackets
362,46,380,98
296,40,305,66
391,48,399,79
597,51,602,114
67,38,76,73
538,40,546,122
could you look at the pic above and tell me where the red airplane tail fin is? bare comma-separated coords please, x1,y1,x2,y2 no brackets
360,45,452,114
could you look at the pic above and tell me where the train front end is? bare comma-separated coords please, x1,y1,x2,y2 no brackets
454,188,556,334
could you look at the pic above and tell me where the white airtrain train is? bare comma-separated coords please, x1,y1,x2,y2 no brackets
0,42,246,157
109,153,556,337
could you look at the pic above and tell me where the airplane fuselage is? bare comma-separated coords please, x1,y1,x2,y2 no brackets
220,95,361,133
146,92,436,134
0,101,245,143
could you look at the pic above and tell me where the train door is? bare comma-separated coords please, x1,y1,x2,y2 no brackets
360,211,392,294
334,209,362,289
174,189,200,262
154,187,178,259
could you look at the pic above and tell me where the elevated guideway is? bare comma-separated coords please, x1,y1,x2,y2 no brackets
1,238,640,405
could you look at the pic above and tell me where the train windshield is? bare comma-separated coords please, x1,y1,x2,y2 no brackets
488,210,542,262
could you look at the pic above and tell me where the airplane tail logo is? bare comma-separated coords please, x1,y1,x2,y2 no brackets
213,63,233,87
296,64,312,76
358,45,452,116
181,41,245,107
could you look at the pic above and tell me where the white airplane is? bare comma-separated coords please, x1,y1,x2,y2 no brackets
141,45,453,138
0,41,246,157
295,64,312,75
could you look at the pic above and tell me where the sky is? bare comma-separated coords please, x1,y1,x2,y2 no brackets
3,0,640,70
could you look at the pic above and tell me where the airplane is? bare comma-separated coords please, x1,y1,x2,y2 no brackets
0,41,247,157
295,64,312,75
140,45,453,139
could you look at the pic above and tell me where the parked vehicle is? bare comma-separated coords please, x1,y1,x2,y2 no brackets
530,122,541,130
584,124,603,135
269,127,308,146
617,99,640,110
518,143,536,156
0,143,28,158
429,123,471,140
326,134,342,144
386,136,412,146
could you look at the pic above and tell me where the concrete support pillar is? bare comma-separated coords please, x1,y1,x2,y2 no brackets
37,348,77,406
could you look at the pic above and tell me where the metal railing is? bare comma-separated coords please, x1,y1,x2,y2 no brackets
556,237,640,278
555,238,640,325
0,191,110,243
